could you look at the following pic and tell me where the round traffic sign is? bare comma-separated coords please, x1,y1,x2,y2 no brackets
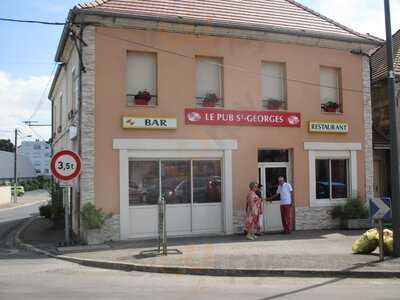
50,150,81,181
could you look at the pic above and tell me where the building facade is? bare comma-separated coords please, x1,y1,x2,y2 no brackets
18,140,51,176
0,150,36,184
49,0,379,242
371,30,400,198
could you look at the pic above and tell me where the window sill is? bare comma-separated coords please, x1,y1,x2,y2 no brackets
320,111,344,115
262,107,288,111
310,198,347,207
127,104,158,108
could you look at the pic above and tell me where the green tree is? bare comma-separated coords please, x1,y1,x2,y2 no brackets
0,139,15,152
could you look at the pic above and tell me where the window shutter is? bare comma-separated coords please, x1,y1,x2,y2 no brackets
196,57,223,101
126,52,156,96
261,62,284,101
320,67,339,105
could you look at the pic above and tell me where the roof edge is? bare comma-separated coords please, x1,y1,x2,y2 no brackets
77,8,382,46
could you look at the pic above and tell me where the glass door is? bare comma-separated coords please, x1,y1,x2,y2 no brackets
258,164,288,232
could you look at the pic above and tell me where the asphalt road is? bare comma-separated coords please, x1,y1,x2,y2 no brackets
0,253,399,300
0,191,399,300
0,189,49,223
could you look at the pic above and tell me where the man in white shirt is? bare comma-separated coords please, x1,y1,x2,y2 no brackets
268,176,293,233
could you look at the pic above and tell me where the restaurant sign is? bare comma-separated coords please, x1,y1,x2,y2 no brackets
184,108,301,127
309,121,349,133
122,116,177,129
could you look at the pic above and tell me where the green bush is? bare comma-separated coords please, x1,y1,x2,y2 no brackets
81,203,112,230
331,198,369,221
38,181,64,220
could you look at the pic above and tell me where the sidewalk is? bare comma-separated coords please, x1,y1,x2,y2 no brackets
19,217,400,278
0,189,49,210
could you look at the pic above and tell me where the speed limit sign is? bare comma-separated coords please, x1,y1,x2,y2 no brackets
50,150,82,181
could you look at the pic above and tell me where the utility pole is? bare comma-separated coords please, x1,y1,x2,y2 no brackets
13,129,18,203
384,0,400,257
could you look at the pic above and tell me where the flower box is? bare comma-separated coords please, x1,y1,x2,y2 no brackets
134,90,152,105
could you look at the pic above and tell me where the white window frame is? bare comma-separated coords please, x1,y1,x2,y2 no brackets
305,142,360,207
113,139,237,239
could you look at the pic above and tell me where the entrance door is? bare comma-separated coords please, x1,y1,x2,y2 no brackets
258,164,288,232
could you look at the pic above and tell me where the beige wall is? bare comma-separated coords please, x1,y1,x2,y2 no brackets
94,27,366,214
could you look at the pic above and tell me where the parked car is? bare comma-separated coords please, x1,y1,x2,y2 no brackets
11,185,25,196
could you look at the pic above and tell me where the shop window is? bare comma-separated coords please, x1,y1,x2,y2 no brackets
320,66,342,113
258,149,289,163
196,56,223,107
316,159,348,200
161,161,191,204
129,159,222,205
129,161,159,206
261,62,287,110
126,51,157,106
193,160,222,203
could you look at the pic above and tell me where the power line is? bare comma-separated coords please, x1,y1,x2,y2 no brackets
27,63,57,122
0,61,54,65
97,31,367,95
0,17,65,26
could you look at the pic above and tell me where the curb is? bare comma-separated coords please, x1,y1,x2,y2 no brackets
0,199,48,212
15,218,400,279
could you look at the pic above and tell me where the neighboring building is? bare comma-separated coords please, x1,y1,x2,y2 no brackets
49,0,380,242
18,140,51,176
0,150,36,184
370,29,400,198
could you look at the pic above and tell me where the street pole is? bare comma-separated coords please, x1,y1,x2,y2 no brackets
384,0,400,257
13,128,18,204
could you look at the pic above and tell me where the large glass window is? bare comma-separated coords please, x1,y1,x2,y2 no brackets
316,159,348,200
127,51,157,106
129,161,159,206
129,159,222,205
193,160,222,203
161,161,191,204
261,62,287,110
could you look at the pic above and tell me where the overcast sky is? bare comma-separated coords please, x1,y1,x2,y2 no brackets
0,0,399,142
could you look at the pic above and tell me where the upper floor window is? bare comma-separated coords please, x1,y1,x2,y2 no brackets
58,94,63,131
126,51,157,106
320,67,342,113
196,56,223,107
261,62,287,110
72,68,79,111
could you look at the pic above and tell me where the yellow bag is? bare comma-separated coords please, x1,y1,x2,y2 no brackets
352,229,379,254
383,229,393,256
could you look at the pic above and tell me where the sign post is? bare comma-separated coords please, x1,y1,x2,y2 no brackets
139,194,181,257
370,198,392,261
50,150,81,245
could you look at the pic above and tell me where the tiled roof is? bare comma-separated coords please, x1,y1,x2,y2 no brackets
76,0,378,43
371,29,400,83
